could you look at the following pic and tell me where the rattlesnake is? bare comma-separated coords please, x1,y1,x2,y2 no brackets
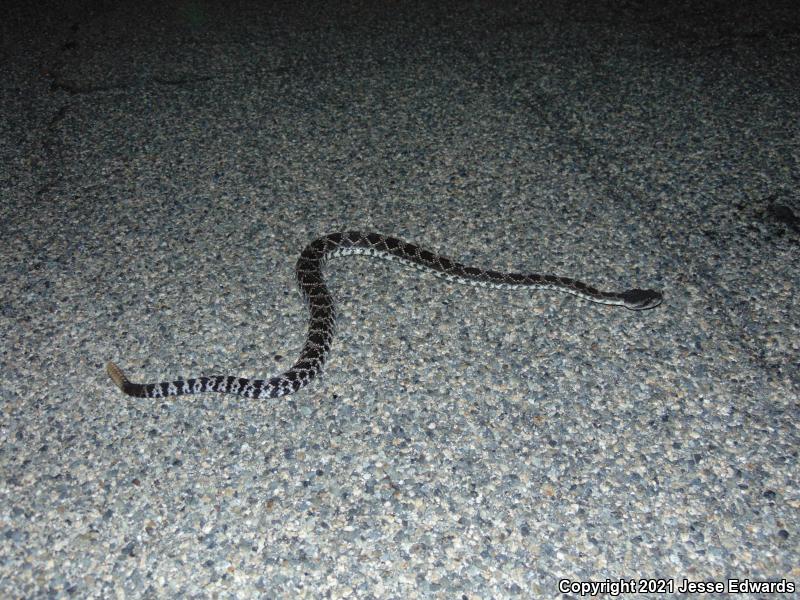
108,231,662,399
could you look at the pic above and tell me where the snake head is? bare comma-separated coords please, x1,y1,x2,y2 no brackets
620,288,663,310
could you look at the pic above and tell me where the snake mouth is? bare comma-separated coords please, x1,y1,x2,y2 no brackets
620,289,663,310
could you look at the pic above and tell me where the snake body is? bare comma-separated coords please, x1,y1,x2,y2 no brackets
107,231,662,399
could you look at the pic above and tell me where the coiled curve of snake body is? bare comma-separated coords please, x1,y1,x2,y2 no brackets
107,231,662,399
